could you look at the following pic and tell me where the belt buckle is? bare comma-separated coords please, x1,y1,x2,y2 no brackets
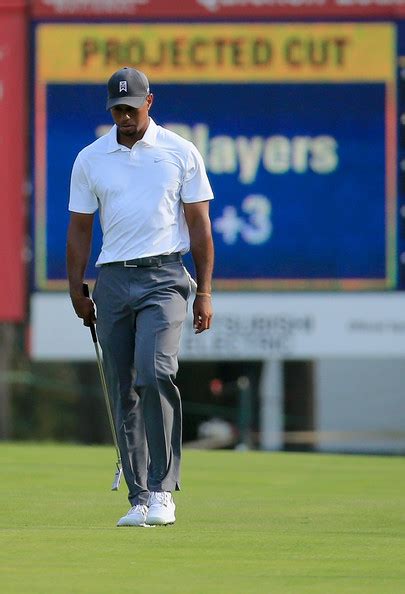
145,257,161,267
124,261,138,268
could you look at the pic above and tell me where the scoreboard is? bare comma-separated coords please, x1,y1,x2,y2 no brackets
34,22,397,291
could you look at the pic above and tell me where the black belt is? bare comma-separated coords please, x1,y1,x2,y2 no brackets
104,252,182,268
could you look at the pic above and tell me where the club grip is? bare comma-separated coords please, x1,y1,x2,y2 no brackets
82,283,97,343
82,283,90,298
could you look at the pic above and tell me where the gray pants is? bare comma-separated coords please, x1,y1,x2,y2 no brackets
93,259,190,506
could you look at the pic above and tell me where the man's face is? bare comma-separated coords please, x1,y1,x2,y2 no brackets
110,94,153,138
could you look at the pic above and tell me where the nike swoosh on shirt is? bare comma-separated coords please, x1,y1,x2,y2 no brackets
153,157,181,170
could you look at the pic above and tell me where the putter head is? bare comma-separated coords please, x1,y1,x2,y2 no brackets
111,465,122,491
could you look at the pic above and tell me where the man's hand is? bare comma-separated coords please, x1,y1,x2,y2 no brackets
193,295,213,334
70,293,96,327
67,212,95,326
183,201,214,335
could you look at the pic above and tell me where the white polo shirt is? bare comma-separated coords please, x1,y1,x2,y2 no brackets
69,118,214,266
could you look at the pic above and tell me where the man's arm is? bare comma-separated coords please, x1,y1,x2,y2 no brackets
183,201,214,334
66,212,96,326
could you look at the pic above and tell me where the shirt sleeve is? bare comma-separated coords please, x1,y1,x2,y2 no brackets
68,154,98,213
180,144,214,204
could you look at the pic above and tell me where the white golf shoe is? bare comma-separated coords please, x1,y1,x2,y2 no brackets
146,491,176,526
116,504,148,527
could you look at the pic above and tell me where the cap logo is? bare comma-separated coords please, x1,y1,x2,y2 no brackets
119,81,128,93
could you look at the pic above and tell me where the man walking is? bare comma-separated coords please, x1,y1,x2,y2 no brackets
67,67,214,527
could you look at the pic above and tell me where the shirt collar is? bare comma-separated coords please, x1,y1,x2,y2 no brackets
106,124,122,153
141,117,158,147
106,118,158,153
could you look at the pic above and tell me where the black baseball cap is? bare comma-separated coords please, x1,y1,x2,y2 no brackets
106,67,150,111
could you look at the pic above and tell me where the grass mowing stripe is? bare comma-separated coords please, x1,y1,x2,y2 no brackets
0,444,404,594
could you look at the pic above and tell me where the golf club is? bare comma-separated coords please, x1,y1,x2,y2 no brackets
83,283,122,491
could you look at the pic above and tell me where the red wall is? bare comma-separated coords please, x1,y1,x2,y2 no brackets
0,0,26,321
30,0,405,19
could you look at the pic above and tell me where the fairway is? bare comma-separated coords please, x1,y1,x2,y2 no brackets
0,444,404,594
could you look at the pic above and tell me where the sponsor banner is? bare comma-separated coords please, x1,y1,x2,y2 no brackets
0,9,26,321
30,293,405,360
31,0,405,19
34,23,396,291
37,23,394,83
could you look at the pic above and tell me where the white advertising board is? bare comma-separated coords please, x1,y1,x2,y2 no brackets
31,292,405,360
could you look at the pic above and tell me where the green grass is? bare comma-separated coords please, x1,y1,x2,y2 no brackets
0,444,404,594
